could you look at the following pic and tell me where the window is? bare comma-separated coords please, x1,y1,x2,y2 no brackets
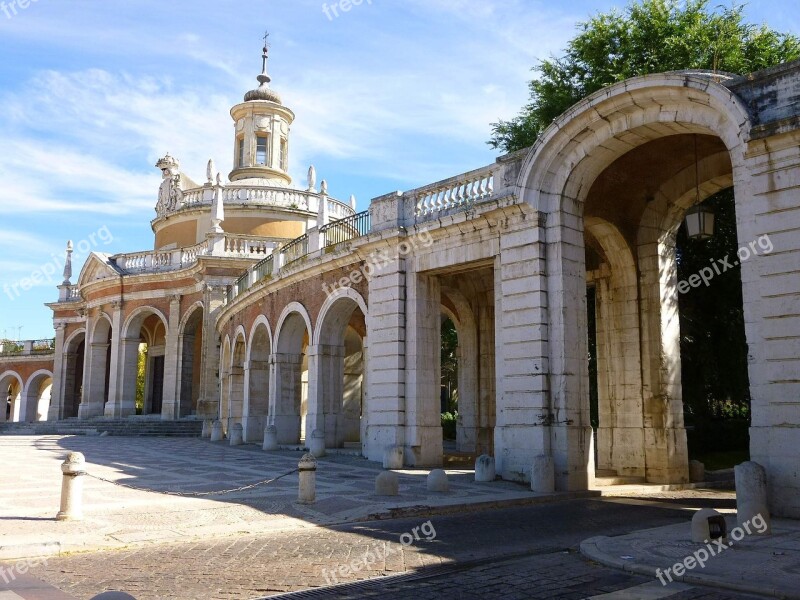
237,137,245,168
280,138,288,171
256,135,270,166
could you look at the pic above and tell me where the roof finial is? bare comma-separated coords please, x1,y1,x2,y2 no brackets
259,31,271,86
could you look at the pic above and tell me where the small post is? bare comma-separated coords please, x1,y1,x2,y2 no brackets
229,423,244,446
309,429,326,457
56,452,85,521
263,425,278,451
201,419,212,439
210,420,223,442
298,453,317,504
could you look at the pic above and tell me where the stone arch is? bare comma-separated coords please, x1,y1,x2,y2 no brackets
272,303,313,445
62,328,86,419
244,316,273,442
0,371,23,423
120,307,169,418
515,73,752,489
23,369,53,422
308,289,368,448
83,314,113,419
585,218,644,477
178,303,205,418
440,286,483,454
225,328,247,433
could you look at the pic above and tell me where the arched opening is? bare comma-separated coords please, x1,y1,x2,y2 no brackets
81,316,113,419
245,320,272,442
313,294,367,449
122,310,167,418
440,276,495,464
62,331,85,419
24,371,53,422
582,134,742,484
226,333,246,434
1,373,22,423
178,306,204,418
273,309,311,445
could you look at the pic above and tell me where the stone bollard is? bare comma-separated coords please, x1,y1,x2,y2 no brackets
427,469,449,492
309,429,326,458
210,420,223,442
735,461,771,534
375,471,399,496
531,455,555,493
383,446,404,469
56,452,85,521
475,455,496,482
689,460,705,483
298,454,317,504
201,419,213,439
692,508,728,543
263,425,279,451
229,423,244,446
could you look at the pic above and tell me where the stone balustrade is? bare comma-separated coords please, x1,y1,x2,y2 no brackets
0,338,55,357
174,184,355,221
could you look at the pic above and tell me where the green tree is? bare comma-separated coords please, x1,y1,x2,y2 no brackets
136,344,147,414
490,0,800,152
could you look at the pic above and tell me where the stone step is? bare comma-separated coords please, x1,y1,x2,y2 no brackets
0,419,203,437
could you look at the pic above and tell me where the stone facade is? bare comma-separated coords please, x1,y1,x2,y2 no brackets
2,56,799,517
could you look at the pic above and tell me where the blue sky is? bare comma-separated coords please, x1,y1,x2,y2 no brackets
1,0,798,339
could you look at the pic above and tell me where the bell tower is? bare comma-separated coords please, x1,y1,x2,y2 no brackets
229,35,295,184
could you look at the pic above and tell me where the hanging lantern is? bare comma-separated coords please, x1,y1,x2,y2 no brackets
684,135,715,241
684,203,715,240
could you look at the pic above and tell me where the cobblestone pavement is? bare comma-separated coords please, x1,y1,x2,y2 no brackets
14,499,769,600
268,551,768,600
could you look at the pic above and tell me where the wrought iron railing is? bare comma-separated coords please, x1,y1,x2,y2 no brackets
253,254,274,282
281,234,309,267
320,210,371,248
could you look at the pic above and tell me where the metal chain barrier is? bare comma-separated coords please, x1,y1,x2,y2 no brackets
80,467,299,498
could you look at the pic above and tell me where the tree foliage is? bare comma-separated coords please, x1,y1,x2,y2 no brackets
490,0,800,152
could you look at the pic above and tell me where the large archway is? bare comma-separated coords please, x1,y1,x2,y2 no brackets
178,305,204,418
245,318,272,442
226,329,247,434
0,372,23,423
121,308,168,418
517,72,752,489
24,370,53,422
311,291,368,449
273,304,312,445
81,315,113,419
62,330,85,419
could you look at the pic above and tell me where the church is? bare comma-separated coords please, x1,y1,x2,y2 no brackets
3,43,800,518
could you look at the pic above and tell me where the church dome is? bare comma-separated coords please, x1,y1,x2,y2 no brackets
244,73,282,104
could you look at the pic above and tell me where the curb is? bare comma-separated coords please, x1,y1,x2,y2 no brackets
580,536,799,600
360,490,601,521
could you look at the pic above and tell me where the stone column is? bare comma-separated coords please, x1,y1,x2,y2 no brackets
47,323,67,421
364,255,406,463
306,344,345,448
405,271,442,467
160,295,182,420
269,353,303,444
103,302,125,417
242,359,270,442
79,314,107,420
197,284,225,419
